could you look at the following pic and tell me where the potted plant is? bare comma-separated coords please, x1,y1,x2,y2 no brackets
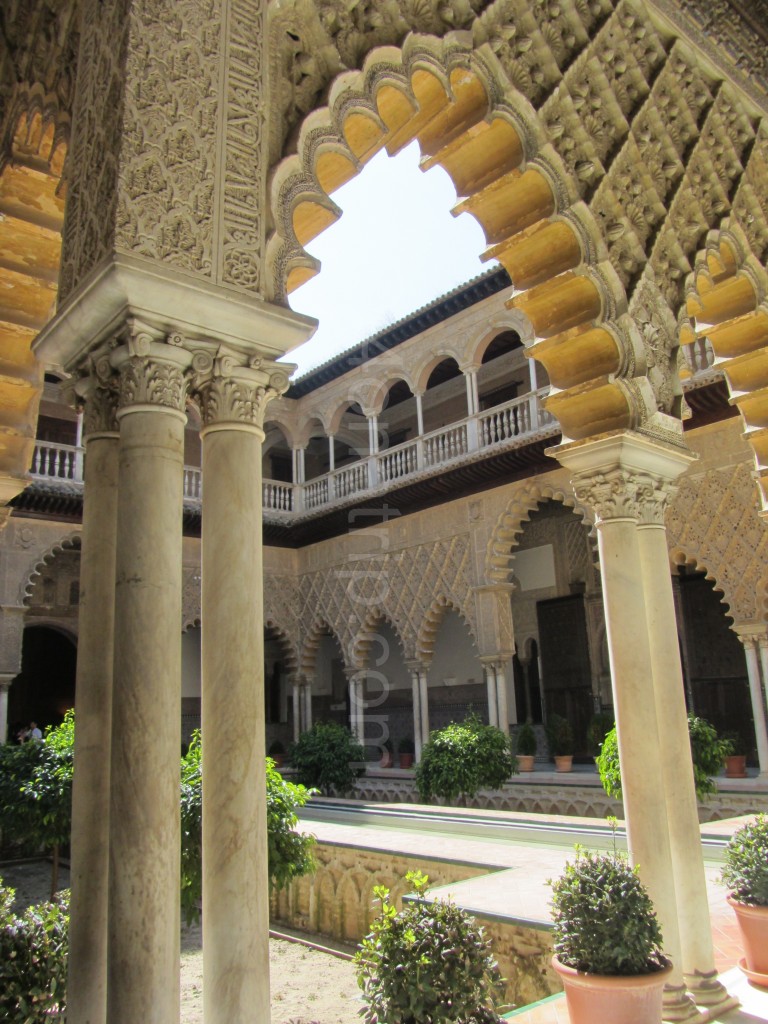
355,870,505,1023
546,713,574,772
267,739,286,768
549,822,671,1024
397,736,415,769
515,722,537,772
721,731,748,779
721,813,768,983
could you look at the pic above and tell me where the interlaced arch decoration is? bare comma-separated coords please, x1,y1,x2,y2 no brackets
683,220,768,515
351,607,408,670
484,480,591,585
265,619,300,677
267,34,660,446
22,531,81,605
299,618,346,678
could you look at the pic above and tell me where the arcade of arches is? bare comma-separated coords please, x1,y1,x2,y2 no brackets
2,2,768,1024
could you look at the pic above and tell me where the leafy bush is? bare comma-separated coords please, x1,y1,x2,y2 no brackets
721,813,768,906
288,721,366,796
597,714,731,801
586,712,614,756
546,713,574,757
415,715,517,802
180,732,316,925
0,882,69,1023
549,826,666,976
515,722,537,757
355,870,504,1024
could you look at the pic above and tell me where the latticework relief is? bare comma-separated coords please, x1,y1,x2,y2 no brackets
297,534,475,670
264,572,302,654
666,462,768,625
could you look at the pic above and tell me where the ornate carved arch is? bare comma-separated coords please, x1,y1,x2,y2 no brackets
350,607,407,670
484,480,590,584
22,530,81,605
416,594,476,664
267,33,660,446
683,220,768,515
265,618,299,676
466,310,532,367
299,618,347,678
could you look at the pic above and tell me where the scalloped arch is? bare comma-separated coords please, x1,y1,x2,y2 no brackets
299,618,346,678
350,607,407,670
668,549,741,626
265,618,299,676
683,219,768,515
267,33,658,445
22,531,81,605
416,594,476,664
484,481,592,584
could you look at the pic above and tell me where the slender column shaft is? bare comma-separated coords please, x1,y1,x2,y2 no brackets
743,640,768,774
304,683,313,732
349,677,359,742
68,418,119,1024
411,671,422,761
292,683,301,741
638,522,732,1008
0,679,10,744
201,420,269,1024
419,670,430,746
415,393,424,436
328,435,335,472
464,372,475,416
486,667,498,727
594,516,686,994
496,666,511,733
109,403,185,1024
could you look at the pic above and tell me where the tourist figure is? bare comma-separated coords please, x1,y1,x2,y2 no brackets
28,721,42,741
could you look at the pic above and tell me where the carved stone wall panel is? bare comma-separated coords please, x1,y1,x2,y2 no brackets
666,462,768,625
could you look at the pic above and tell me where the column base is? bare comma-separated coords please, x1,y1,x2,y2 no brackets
662,983,704,1023
685,970,740,1019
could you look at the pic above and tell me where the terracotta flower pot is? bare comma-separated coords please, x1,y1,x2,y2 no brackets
552,956,672,1024
724,755,747,779
727,895,768,981
518,754,535,772
554,755,573,773
398,753,414,769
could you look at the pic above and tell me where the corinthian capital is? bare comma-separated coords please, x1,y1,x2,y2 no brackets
111,327,191,415
191,350,290,431
82,385,120,437
571,468,644,523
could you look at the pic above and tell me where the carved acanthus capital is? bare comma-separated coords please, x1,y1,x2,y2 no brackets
82,385,120,437
110,328,191,415
571,468,645,523
192,350,291,431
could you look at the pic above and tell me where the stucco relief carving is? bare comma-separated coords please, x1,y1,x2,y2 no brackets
296,534,475,671
118,356,188,413
628,276,682,417
666,463,768,625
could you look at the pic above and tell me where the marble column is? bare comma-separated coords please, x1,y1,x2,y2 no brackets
108,337,190,1024
741,636,768,775
0,675,11,743
485,665,498,727
67,381,119,1024
495,664,511,733
560,434,695,1019
303,682,313,732
419,669,430,747
637,478,736,1014
415,392,425,436
197,358,287,1024
292,682,301,741
407,664,423,761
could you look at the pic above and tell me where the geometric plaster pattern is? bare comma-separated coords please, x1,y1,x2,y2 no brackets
20,530,81,606
666,462,768,625
297,533,475,673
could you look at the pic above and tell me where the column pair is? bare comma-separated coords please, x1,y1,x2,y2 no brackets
407,662,429,757
737,633,768,775
560,432,736,1019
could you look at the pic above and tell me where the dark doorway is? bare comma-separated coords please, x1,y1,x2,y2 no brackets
8,626,77,735
537,594,593,755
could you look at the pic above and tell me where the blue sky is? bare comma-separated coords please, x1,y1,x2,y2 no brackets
284,140,494,378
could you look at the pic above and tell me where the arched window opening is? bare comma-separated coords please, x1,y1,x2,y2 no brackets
422,357,464,435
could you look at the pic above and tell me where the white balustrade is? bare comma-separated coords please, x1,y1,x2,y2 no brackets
183,467,202,501
423,424,468,466
377,442,418,482
683,337,716,377
304,477,329,510
263,481,294,512
30,442,82,482
332,462,368,500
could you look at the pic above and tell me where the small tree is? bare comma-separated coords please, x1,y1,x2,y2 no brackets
180,731,316,925
415,714,517,803
597,713,731,801
0,713,74,896
355,871,504,1024
289,721,366,796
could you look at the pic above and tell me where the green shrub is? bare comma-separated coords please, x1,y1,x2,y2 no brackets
180,732,316,925
515,722,537,757
355,870,504,1023
721,813,768,906
289,721,366,796
415,715,517,802
586,712,614,756
549,829,665,976
597,714,731,801
0,882,69,1023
